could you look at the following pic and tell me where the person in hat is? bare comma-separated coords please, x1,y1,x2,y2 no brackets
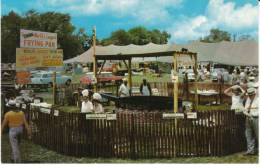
92,93,104,113
81,89,93,113
140,79,152,96
118,78,130,97
1,100,31,163
243,87,258,155
224,85,245,114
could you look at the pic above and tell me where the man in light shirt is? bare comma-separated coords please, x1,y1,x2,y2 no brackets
243,87,258,155
81,89,93,113
119,78,130,97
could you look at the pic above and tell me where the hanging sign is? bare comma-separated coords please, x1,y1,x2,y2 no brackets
106,114,117,120
86,114,107,120
40,108,51,114
54,110,59,116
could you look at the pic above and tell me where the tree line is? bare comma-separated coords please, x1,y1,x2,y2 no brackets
1,10,255,63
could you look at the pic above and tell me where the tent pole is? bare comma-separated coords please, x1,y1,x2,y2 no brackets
92,26,97,92
128,58,132,95
193,53,198,111
173,52,178,113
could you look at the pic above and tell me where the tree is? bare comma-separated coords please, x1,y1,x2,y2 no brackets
100,26,171,46
1,10,90,63
200,28,231,43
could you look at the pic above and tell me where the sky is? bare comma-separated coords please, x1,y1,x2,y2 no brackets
1,0,259,43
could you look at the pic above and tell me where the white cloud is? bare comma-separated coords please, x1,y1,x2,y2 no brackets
207,0,258,29
31,0,182,24
168,0,258,43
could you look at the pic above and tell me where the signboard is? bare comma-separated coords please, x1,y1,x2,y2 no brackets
40,108,51,114
54,110,59,116
186,112,197,119
162,113,184,119
86,114,107,120
16,71,31,84
16,48,63,68
106,114,117,120
20,29,57,49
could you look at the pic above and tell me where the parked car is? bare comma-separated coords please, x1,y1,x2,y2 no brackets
80,72,123,85
31,71,72,87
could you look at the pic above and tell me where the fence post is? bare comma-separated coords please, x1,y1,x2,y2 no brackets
130,113,136,159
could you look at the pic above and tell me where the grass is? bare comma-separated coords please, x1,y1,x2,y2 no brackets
1,134,258,163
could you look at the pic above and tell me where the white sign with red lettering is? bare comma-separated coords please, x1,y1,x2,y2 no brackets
20,29,57,49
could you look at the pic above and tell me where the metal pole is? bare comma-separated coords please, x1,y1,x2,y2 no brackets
53,71,56,105
92,26,97,92
173,53,178,113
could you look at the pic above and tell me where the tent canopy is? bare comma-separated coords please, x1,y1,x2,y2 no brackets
64,40,258,66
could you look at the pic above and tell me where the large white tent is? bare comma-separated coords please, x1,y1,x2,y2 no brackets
64,40,258,66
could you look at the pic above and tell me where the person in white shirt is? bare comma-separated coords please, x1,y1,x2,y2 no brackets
81,89,93,113
92,93,104,113
224,85,245,114
118,78,130,97
243,87,258,155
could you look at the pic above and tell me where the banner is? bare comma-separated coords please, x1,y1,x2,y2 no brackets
16,48,63,68
20,29,57,49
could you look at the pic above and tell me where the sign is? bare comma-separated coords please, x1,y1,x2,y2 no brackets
106,114,117,120
16,71,31,84
16,48,63,69
40,108,51,114
16,103,20,108
86,114,107,120
20,29,57,49
22,104,27,109
186,112,197,119
54,110,59,116
34,99,40,104
162,113,184,119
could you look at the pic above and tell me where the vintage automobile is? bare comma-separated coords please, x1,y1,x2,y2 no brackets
31,71,72,87
80,72,123,85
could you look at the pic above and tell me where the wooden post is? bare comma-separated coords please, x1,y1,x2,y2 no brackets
53,71,56,105
128,58,132,94
193,53,199,111
92,26,97,92
173,53,178,113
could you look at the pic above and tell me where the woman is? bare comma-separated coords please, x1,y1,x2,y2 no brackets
92,93,104,113
1,100,31,163
224,85,245,114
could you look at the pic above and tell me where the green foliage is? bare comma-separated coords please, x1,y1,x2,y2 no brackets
101,26,171,46
1,10,89,63
200,28,231,43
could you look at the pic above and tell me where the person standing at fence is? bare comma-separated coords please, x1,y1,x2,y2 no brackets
243,87,258,155
81,89,93,113
1,100,31,163
92,93,104,113
119,78,130,97
140,79,152,96
224,85,245,114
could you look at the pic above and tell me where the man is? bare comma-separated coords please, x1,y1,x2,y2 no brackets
224,85,245,114
92,93,104,113
118,78,130,97
243,87,258,155
1,100,31,163
140,79,152,96
81,89,93,113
